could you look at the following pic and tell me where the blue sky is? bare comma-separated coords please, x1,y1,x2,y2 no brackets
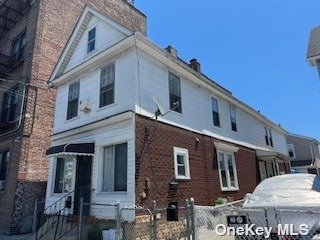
135,0,320,139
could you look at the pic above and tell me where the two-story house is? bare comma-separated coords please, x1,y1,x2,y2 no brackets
45,7,290,217
0,0,146,235
287,133,320,175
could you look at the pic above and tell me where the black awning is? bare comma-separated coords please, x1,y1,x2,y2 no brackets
46,143,95,156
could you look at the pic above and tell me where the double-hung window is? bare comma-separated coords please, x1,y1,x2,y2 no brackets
212,97,220,127
12,30,26,60
229,104,237,132
287,144,295,159
173,147,190,180
0,151,10,186
169,72,182,113
265,126,273,147
102,143,128,192
100,64,115,107
1,87,18,123
54,157,75,193
67,81,80,120
217,150,238,191
87,27,96,54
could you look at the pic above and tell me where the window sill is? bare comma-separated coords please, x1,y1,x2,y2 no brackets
175,176,190,181
85,49,98,59
97,102,117,112
212,125,223,131
95,191,128,197
221,187,239,192
65,115,80,123
169,110,183,117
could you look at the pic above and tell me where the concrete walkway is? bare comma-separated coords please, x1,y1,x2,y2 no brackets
0,233,33,240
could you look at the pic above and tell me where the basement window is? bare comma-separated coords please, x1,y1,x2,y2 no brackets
87,27,96,54
173,147,190,180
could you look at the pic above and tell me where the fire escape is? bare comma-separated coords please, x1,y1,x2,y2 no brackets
0,0,30,132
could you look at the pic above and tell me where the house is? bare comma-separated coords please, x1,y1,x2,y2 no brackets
0,0,146,235
287,133,320,174
45,6,290,218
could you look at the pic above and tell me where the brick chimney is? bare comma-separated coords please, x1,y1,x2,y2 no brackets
189,59,201,73
165,45,178,57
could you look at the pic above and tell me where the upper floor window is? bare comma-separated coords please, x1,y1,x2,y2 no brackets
229,104,237,132
54,157,75,193
87,27,96,54
287,144,295,159
12,30,26,60
67,81,80,120
217,150,238,191
1,86,18,123
265,126,273,147
100,64,115,107
102,143,128,192
211,97,220,127
173,147,190,180
169,72,182,113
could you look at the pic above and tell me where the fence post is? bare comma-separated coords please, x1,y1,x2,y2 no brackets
116,202,121,240
77,198,83,240
185,199,191,240
32,198,38,234
152,200,157,240
190,198,196,240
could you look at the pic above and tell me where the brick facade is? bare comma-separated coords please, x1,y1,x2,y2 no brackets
0,0,146,234
135,114,260,209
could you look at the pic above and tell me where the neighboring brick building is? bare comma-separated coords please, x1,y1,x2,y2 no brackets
0,0,146,234
43,7,290,235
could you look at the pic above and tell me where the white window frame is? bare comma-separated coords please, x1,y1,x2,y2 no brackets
211,97,221,128
264,126,274,147
287,144,295,159
214,142,239,191
173,147,190,180
52,156,76,195
87,27,97,54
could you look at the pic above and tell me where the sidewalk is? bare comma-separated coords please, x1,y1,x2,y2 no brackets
0,233,33,240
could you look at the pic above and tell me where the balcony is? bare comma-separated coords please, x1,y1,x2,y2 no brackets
0,0,30,38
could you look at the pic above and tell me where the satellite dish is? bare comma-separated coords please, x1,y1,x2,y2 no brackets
153,97,165,118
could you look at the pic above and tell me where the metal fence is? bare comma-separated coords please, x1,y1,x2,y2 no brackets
194,201,320,240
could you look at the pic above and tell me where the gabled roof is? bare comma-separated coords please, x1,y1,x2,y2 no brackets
49,6,132,82
307,26,320,66
288,132,319,144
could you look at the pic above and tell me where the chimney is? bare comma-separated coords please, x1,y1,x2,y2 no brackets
165,45,178,57
189,59,201,73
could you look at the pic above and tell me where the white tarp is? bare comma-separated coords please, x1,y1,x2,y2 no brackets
243,174,320,208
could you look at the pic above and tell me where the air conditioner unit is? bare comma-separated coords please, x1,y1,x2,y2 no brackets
0,180,5,190
79,99,91,113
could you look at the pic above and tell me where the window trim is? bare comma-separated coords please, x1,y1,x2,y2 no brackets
265,126,274,147
287,144,295,159
100,142,128,193
99,63,115,108
173,147,190,180
211,97,221,128
229,104,237,132
66,81,80,120
168,72,182,114
87,27,97,54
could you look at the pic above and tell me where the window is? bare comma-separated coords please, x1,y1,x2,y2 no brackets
54,157,75,193
102,143,128,192
217,151,238,191
173,147,190,179
169,72,182,113
287,144,295,158
1,87,18,123
12,31,26,60
211,97,220,127
67,81,80,120
87,27,96,54
229,104,237,132
0,151,9,186
100,64,115,107
265,126,273,147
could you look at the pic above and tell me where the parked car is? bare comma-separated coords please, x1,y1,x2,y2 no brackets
243,174,320,239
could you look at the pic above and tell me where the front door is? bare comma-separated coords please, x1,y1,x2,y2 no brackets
73,155,92,216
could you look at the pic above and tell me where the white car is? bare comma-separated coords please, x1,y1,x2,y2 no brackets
242,174,320,239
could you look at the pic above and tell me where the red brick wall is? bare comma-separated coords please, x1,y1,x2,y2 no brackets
135,115,260,208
